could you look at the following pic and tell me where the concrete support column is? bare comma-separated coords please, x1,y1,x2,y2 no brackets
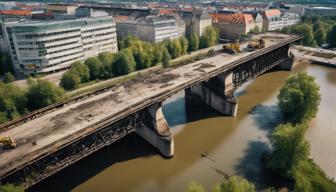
136,102,174,158
185,72,238,117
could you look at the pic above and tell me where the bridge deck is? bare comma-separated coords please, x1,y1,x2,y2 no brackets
0,33,298,178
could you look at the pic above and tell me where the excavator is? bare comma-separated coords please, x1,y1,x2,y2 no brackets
223,40,240,54
247,38,266,50
0,137,16,151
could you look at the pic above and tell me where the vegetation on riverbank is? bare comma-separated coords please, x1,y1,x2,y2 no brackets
265,72,336,191
280,15,336,47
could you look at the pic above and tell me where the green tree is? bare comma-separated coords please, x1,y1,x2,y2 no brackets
162,48,171,68
185,182,207,192
180,36,189,55
277,72,321,124
200,26,219,49
152,44,163,65
26,79,65,110
118,35,135,49
70,61,90,82
188,32,200,52
0,184,24,192
291,24,316,47
98,52,114,76
84,57,106,80
112,49,136,75
3,72,15,83
213,176,255,192
165,39,181,59
60,70,81,90
314,28,327,46
327,25,336,47
266,123,309,175
0,82,27,123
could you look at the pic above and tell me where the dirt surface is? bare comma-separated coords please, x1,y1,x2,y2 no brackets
291,45,336,66
0,33,297,176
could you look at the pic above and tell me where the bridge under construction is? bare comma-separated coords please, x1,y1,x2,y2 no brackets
0,33,301,188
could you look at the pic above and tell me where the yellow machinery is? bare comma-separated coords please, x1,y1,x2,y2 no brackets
223,41,240,54
247,38,265,49
0,137,16,150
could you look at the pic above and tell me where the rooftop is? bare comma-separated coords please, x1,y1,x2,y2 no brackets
210,13,255,25
0,10,32,16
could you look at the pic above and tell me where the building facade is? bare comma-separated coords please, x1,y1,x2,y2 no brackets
2,16,118,76
262,9,283,31
211,13,255,40
180,9,212,37
116,15,182,43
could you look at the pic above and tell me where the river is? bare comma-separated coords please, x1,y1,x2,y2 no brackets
30,61,336,192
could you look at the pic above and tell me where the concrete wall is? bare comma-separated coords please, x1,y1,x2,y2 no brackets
185,72,238,116
136,102,174,158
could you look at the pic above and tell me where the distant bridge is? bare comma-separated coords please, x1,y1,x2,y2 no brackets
0,33,301,188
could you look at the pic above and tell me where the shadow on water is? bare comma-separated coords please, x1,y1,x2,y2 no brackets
163,91,221,127
249,104,283,134
234,140,291,190
29,133,157,192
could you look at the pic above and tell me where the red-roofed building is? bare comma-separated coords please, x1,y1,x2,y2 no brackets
262,9,282,31
211,13,256,39
0,10,32,16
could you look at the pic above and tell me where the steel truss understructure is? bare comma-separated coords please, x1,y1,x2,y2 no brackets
232,44,290,87
1,113,144,187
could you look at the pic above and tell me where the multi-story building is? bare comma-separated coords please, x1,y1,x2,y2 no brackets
304,7,336,17
262,9,300,31
46,4,78,15
281,12,300,28
211,13,255,40
262,9,283,31
180,9,212,37
1,16,118,76
116,15,182,43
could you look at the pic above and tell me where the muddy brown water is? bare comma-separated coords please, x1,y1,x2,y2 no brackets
30,61,336,192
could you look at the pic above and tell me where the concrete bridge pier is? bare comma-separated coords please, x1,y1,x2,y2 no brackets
276,57,295,71
185,72,238,117
136,102,174,158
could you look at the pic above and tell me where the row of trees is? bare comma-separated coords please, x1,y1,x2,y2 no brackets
265,72,336,191
0,79,65,124
281,16,336,47
60,26,219,90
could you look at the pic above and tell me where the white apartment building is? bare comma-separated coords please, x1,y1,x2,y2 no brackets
1,16,118,76
116,15,182,43
281,12,300,28
262,9,300,31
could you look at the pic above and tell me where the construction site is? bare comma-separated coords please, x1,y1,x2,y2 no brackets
0,33,300,187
